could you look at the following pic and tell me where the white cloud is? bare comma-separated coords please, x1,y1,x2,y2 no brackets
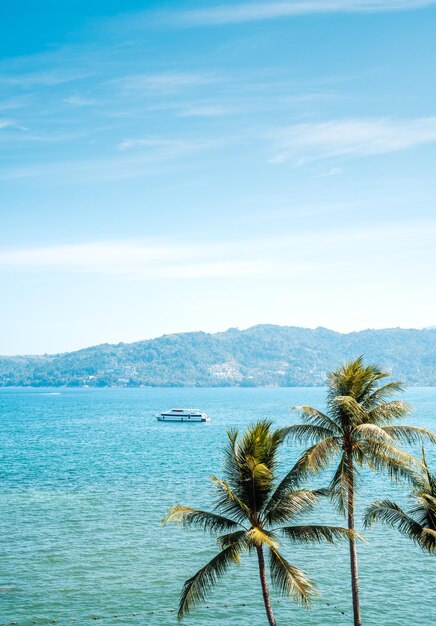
0,240,271,280
171,1,436,26
270,117,436,163
178,105,230,117
0,134,225,181
0,70,91,88
63,95,96,106
0,223,434,279
110,72,219,93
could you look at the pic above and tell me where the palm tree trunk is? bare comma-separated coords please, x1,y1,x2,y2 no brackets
256,545,276,626
347,454,362,626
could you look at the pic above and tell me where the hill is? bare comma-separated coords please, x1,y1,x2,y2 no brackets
0,325,435,387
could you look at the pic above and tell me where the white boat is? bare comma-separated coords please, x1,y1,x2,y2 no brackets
157,408,210,423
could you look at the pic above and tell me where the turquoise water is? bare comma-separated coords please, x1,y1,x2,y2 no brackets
0,387,434,626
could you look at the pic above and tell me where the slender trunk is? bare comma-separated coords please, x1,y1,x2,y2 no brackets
347,453,362,626
256,545,276,626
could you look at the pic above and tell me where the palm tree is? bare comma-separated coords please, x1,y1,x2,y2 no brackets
282,357,436,626
163,420,356,625
364,448,436,553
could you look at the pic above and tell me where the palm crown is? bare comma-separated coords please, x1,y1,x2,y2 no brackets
285,357,435,510
164,420,354,624
282,357,436,626
364,449,436,553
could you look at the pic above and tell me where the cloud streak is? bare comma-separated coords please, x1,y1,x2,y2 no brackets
1,223,434,279
0,240,271,280
108,71,220,94
169,1,436,27
270,117,436,163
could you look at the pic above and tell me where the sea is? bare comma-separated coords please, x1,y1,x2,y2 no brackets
0,387,435,626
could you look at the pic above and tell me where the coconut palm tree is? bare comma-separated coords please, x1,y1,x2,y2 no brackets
364,449,436,553
282,357,436,626
163,420,356,625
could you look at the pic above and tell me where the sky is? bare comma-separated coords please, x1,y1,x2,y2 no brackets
1,0,436,355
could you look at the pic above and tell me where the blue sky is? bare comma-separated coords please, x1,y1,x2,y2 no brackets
1,1,436,354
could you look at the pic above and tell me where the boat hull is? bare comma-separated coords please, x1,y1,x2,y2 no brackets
157,415,209,422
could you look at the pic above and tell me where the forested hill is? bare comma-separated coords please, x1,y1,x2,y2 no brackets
0,325,435,387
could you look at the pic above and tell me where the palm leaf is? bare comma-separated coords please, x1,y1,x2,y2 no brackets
162,506,242,533
294,437,340,474
353,423,394,444
211,476,251,523
359,440,417,483
247,527,279,549
292,406,341,433
382,425,436,446
281,524,359,544
218,529,250,550
264,489,320,525
366,400,411,425
330,395,366,426
178,543,243,620
282,423,336,444
269,547,316,605
328,453,353,513
361,381,405,408
364,500,425,541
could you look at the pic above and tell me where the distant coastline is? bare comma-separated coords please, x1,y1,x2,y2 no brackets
0,325,434,388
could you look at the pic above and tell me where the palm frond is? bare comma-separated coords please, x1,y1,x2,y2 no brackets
178,543,243,620
218,529,250,550
292,406,341,433
247,527,279,549
353,423,394,444
269,547,316,605
420,527,436,552
264,489,320,525
280,524,360,544
421,449,436,496
162,506,242,533
222,421,282,516
330,395,366,426
362,381,405,408
367,400,411,425
327,357,385,405
211,476,251,523
281,424,336,444
359,441,417,483
363,500,426,540
328,453,354,514
409,494,436,529
382,426,436,446
294,437,340,474
245,456,273,487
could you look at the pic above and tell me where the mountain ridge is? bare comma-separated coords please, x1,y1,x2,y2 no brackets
0,325,435,387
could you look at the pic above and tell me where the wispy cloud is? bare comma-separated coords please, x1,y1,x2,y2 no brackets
0,240,270,280
169,1,436,27
1,222,434,279
269,117,436,164
109,71,220,94
0,70,91,88
63,95,97,106
0,135,227,182
177,105,231,117
118,137,193,151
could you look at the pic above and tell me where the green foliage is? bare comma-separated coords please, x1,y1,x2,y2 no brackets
163,421,355,620
364,449,436,553
285,357,435,512
0,325,435,387
286,358,436,626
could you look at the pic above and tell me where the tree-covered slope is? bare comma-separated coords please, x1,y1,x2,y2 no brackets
0,325,434,387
